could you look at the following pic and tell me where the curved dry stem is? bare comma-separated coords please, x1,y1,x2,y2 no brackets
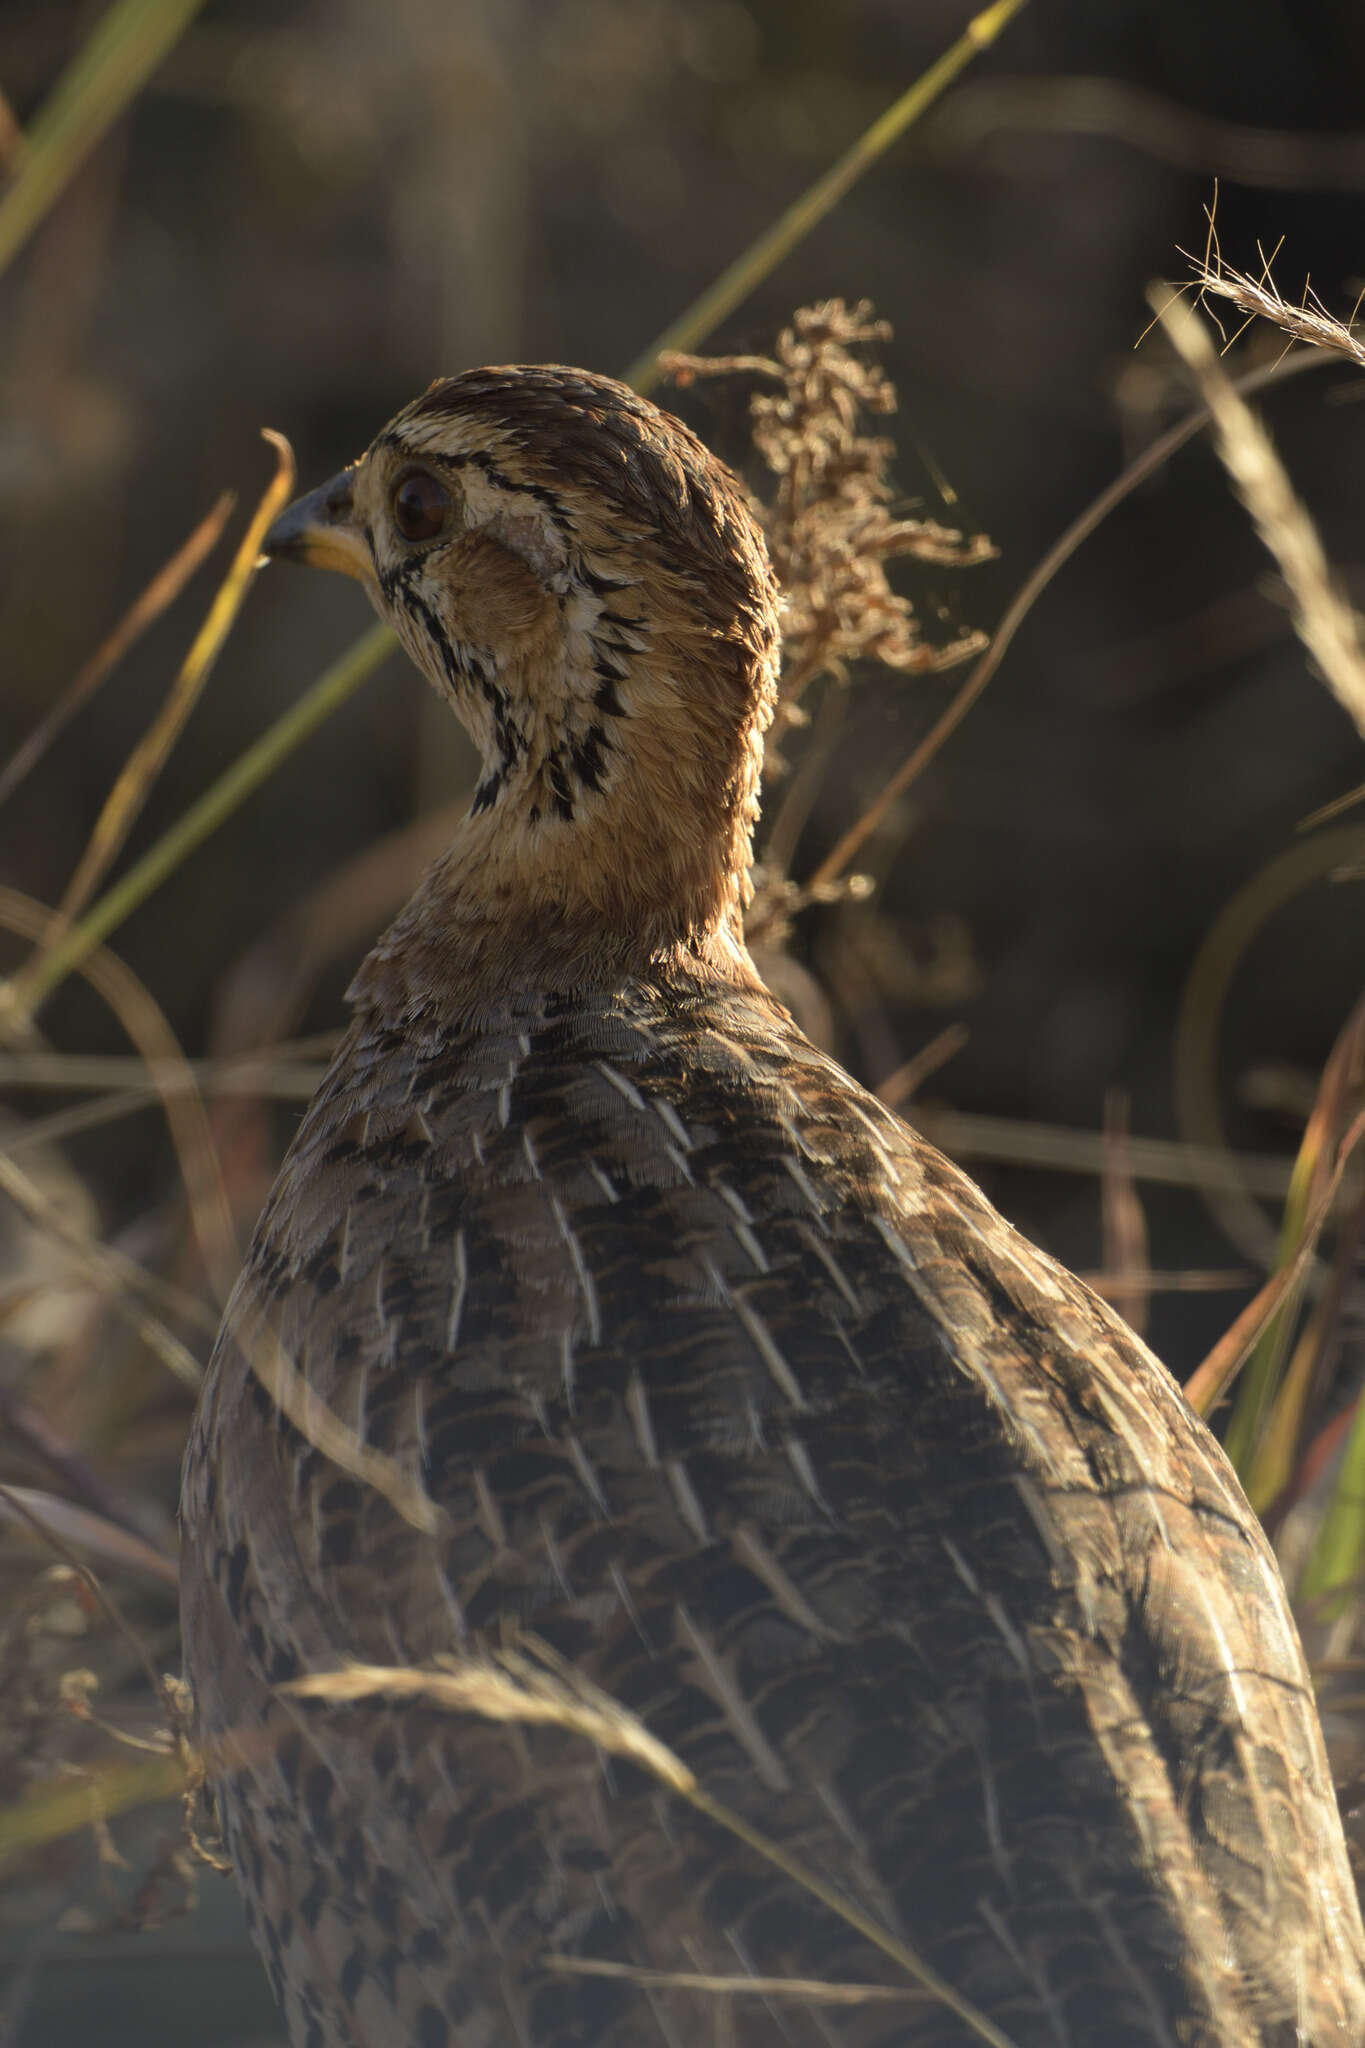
0,885,237,1302
234,1297,447,1539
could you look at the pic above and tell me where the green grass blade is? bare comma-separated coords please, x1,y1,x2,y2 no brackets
15,624,397,1013
0,0,208,279
1299,1390,1365,1610
625,0,1031,393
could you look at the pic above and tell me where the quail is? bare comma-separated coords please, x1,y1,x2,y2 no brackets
180,366,1365,2047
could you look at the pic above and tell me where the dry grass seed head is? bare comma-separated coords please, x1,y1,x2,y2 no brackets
665,298,994,766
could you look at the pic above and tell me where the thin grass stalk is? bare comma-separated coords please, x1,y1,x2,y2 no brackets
10,624,397,1017
1247,1299,1334,1519
806,348,1326,896
7,437,296,1030
0,885,238,1301
0,1149,206,1387
0,493,233,813
286,1647,1017,2048
623,0,1031,394
0,0,208,279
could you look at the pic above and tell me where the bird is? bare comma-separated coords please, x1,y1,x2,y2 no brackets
180,365,1365,2048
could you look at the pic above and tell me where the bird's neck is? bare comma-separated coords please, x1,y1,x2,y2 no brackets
349,710,767,1025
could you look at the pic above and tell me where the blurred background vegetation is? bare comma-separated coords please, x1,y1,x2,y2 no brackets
4,1,1365,2041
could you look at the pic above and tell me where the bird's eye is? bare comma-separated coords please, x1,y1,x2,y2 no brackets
392,468,451,543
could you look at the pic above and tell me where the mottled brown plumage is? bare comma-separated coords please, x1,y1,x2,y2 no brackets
180,367,1365,2047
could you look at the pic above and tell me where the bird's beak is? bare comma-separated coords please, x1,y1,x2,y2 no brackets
262,467,370,582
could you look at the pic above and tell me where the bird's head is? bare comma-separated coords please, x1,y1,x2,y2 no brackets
266,367,780,1009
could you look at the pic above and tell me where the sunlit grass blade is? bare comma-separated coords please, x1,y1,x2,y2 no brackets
0,0,208,280
13,624,397,1017
1184,1254,1310,1422
1184,1107,1365,1424
624,0,1031,394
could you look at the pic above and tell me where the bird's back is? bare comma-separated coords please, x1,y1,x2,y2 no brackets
181,968,1365,2048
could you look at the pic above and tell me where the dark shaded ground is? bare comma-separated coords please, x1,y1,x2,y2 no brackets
2,1,1365,2039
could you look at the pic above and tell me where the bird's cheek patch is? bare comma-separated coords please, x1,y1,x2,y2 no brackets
439,532,560,650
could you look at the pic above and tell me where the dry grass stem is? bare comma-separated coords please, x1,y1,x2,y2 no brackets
237,1300,447,1539
623,0,1031,393
0,492,233,813
285,1640,1016,2047
875,1023,969,1108
0,884,238,1301
0,1485,177,1590
0,1488,159,1675
545,1957,922,2005
0,1043,1302,1198
930,77,1365,190
916,1105,1294,1198
1079,1268,1251,1298
0,1040,334,1101
0,1148,208,1386
284,1642,694,1795
0,1751,185,1868
1101,1089,1152,1334
0,0,209,279
809,343,1326,894
12,621,397,1019
16,435,296,992
1152,286,1365,740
